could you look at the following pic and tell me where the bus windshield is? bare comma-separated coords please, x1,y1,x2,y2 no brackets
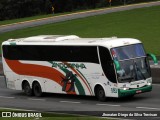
111,44,151,82
111,44,146,60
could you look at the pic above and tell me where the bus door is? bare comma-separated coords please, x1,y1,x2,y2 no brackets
99,46,118,97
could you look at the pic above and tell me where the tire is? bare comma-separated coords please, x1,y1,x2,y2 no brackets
23,82,32,96
33,82,42,97
96,86,106,102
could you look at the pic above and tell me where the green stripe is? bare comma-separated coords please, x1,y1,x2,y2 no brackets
48,61,85,95
118,85,152,97
76,69,93,95
60,68,85,95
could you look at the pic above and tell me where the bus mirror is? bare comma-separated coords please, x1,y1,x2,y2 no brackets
113,59,120,71
147,53,158,65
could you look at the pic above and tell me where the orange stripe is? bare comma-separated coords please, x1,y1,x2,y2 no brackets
5,59,76,95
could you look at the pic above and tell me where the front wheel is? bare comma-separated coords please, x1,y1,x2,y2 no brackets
33,82,42,97
96,86,106,102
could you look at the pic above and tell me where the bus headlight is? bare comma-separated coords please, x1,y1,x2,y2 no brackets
121,84,129,90
147,79,152,86
147,82,151,86
120,87,129,90
123,87,129,90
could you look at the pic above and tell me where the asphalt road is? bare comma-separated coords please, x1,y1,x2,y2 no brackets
0,76,160,119
0,1,160,33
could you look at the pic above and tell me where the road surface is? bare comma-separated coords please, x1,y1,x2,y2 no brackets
0,76,160,119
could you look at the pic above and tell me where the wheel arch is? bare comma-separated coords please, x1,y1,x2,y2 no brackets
94,83,106,97
32,80,43,97
32,79,44,92
21,78,44,92
21,80,30,90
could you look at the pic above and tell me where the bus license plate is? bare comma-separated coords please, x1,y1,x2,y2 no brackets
136,90,142,94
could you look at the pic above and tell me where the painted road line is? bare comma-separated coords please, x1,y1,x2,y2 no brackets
96,103,121,107
150,66,160,68
45,111,88,117
153,84,160,86
136,107,160,110
0,107,36,111
28,98,46,101
60,101,81,104
0,96,15,99
0,1,159,28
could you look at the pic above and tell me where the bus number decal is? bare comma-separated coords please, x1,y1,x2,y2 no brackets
111,88,117,93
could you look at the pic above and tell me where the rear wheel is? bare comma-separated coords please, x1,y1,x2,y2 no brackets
33,82,42,97
96,86,106,102
23,82,32,96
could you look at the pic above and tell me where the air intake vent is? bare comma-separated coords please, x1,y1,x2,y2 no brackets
22,35,79,42
54,35,79,42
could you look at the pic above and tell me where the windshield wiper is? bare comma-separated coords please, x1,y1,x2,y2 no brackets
129,70,135,83
135,61,146,80
119,75,133,81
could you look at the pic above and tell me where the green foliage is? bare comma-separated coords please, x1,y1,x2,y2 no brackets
0,0,158,21
0,0,52,21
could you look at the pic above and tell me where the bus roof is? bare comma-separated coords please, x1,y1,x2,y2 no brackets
2,35,141,49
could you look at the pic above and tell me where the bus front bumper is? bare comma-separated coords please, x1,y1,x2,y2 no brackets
118,85,152,97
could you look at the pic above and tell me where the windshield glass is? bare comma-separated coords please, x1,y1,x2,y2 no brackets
111,44,151,82
117,58,151,82
111,44,145,60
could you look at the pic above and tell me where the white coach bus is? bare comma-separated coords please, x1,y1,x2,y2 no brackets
1,35,158,101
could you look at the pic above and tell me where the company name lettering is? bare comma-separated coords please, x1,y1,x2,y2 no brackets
51,62,86,69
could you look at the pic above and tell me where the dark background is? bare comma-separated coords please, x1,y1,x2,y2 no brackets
0,0,158,21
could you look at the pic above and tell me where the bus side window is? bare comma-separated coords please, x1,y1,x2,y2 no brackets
99,46,117,83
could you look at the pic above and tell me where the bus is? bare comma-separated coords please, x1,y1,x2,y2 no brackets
1,35,158,101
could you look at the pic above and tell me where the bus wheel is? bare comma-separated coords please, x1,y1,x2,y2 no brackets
96,86,106,102
23,81,32,96
33,82,42,97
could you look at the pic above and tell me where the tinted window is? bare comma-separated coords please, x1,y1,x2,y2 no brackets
99,46,117,83
3,45,99,63
111,44,146,60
